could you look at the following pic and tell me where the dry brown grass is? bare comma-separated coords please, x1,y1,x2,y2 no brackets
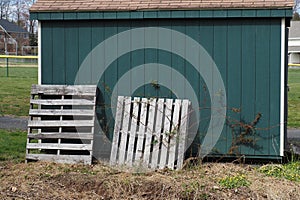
0,161,299,200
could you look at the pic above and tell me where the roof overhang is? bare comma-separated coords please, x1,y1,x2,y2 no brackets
30,9,293,21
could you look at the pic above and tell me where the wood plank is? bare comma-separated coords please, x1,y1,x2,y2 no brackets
26,154,91,164
65,23,79,84
118,96,131,165
78,21,92,83
240,20,256,155
213,20,228,155
27,133,94,140
177,100,190,169
31,85,97,96
254,19,271,156
26,143,92,151
126,97,140,166
159,99,173,169
168,99,181,169
135,98,147,164
110,96,124,165
52,23,65,84
30,99,95,106
143,98,156,167
151,98,164,169
29,109,94,116
269,20,281,156
227,20,242,156
28,120,94,127
41,23,53,84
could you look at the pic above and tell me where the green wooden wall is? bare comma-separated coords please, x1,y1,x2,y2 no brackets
41,18,283,159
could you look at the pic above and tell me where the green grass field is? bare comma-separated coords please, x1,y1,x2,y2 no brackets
0,67,37,116
0,129,27,162
288,68,300,128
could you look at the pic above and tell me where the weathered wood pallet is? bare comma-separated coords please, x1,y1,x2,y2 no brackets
26,85,97,164
110,96,191,170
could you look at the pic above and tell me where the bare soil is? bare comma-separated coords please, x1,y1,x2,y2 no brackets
0,161,299,200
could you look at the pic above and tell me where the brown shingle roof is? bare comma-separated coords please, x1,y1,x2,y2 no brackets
30,0,294,12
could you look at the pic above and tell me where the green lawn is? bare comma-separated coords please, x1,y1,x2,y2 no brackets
0,67,37,116
288,68,300,128
0,129,27,162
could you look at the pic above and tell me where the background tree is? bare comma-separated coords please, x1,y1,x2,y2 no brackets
0,0,11,20
12,0,32,27
294,0,300,20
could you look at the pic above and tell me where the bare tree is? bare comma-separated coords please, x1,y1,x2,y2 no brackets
0,0,11,20
295,0,300,13
293,0,300,20
13,0,30,26
6,0,37,33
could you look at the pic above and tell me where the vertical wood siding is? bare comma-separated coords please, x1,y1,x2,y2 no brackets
41,18,282,158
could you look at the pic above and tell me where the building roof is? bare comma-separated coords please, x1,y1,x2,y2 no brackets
30,0,294,12
0,19,28,33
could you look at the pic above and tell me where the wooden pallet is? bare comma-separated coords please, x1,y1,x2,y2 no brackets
26,85,97,164
110,96,191,170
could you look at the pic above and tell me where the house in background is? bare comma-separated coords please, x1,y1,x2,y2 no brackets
289,21,300,64
0,19,29,55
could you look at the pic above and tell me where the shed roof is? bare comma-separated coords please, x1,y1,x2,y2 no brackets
30,0,294,12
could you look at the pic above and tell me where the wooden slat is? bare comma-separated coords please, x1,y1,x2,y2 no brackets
143,98,156,167
31,84,97,96
159,99,173,169
110,96,125,165
126,97,139,166
151,98,164,169
29,109,94,116
118,96,131,165
30,99,95,106
27,133,94,140
177,100,190,169
27,143,92,151
168,99,181,169
28,120,94,127
26,154,91,164
135,98,147,164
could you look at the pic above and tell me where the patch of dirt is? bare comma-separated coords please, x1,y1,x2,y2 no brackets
0,161,299,199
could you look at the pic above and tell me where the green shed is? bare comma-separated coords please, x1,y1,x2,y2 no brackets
30,0,294,161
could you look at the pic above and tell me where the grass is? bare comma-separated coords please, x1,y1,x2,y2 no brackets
0,129,27,163
0,67,37,116
219,174,251,189
258,161,300,182
288,68,300,128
